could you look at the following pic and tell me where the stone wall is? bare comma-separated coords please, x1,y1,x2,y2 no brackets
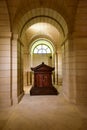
62,0,87,104
0,0,12,107
73,0,87,104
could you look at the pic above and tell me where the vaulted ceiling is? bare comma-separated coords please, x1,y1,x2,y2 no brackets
7,0,78,26
6,0,79,48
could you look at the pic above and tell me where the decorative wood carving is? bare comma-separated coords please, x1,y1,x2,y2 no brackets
30,62,58,95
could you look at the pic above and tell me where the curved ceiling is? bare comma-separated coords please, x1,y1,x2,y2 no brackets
15,8,68,48
7,0,78,32
24,23,60,47
6,0,78,49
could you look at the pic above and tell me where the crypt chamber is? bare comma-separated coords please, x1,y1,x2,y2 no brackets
0,0,87,107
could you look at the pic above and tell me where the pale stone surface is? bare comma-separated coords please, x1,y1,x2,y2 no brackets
0,94,87,130
0,0,87,108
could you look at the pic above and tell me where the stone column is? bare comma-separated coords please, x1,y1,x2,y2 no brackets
62,37,77,104
0,0,12,107
12,34,24,105
17,39,24,102
24,49,29,86
55,51,58,85
0,32,12,107
11,34,18,104
52,53,55,84
28,53,32,85
58,50,62,85
31,53,34,85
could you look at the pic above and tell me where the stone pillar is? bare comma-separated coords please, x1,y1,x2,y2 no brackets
24,48,32,86
12,34,24,105
73,0,87,104
0,32,12,107
55,52,58,85
17,39,24,102
63,35,87,105
62,0,87,105
0,0,12,107
28,53,32,85
24,49,29,86
52,53,55,84
62,37,77,104
58,50,62,85
73,36,87,104
11,34,18,104
31,53,34,85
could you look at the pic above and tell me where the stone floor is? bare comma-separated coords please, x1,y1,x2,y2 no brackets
0,90,87,130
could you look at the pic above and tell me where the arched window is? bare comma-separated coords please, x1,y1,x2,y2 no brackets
33,44,51,54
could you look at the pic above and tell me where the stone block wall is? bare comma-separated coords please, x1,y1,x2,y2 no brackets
62,0,87,104
0,0,12,107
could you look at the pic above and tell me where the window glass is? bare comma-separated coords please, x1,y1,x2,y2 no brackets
34,44,51,54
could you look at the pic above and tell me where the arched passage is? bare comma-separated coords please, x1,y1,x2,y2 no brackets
1,0,87,108
13,8,69,95
10,8,74,103
26,38,55,87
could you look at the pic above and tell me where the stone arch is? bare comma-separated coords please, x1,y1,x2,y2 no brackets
13,8,68,40
30,38,55,54
17,8,69,90
28,34,56,52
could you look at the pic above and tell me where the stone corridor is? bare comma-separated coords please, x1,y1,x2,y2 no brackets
0,94,87,130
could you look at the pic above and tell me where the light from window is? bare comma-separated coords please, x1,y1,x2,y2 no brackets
33,44,51,54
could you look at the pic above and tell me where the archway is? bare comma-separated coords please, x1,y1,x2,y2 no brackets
30,38,54,66
1,0,87,107
12,8,69,101
22,21,64,93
